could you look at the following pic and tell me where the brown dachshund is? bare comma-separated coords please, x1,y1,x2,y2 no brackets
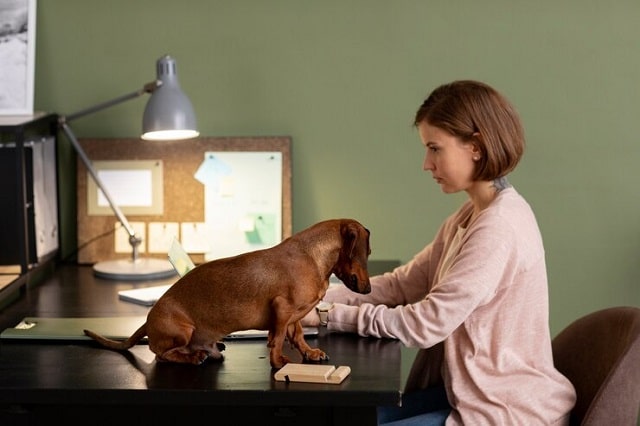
84,218,371,368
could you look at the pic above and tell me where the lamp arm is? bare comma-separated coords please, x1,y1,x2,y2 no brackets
57,80,162,262
59,122,142,261
58,121,132,230
63,80,161,123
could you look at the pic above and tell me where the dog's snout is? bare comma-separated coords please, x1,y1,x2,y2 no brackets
349,274,358,288
347,274,371,294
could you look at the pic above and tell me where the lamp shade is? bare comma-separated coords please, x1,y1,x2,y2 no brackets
142,55,199,140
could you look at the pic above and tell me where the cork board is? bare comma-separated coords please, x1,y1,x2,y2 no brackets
76,136,291,265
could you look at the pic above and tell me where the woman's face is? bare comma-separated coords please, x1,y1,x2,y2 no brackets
418,121,478,194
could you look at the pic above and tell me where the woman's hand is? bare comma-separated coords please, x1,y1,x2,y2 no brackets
300,306,321,327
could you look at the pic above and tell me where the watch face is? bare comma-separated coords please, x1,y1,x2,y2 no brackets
317,301,333,311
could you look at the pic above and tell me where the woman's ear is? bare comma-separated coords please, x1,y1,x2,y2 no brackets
471,132,483,158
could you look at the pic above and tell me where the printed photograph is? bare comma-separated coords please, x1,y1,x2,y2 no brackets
0,0,35,114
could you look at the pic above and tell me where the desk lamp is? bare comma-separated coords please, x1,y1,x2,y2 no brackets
58,55,199,280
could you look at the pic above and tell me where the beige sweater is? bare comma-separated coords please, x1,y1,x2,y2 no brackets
324,188,576,425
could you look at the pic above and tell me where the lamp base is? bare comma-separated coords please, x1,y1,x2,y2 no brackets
93,258,177,281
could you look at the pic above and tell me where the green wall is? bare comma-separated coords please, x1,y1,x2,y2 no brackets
34,1,639,337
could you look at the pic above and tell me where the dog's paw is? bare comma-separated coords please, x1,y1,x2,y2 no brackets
157,349,212,365
204,353,225,364
193,350,212,365
303,348,330,363
270,354,292,369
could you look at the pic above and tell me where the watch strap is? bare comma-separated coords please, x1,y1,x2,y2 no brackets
316,302,334,326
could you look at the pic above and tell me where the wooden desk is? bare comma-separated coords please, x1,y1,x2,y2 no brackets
0,265,402,426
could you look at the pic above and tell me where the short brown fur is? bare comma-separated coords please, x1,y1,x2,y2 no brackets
84,218,371,368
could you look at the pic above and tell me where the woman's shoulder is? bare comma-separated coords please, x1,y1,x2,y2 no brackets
492,187,536,217
441,187,538,236
485,187,544,243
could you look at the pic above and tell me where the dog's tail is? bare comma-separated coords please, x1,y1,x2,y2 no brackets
84,323,148,351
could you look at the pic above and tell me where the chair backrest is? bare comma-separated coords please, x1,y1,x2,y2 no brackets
552,306,640,426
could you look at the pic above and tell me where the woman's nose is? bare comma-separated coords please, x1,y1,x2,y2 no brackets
423,154,433,171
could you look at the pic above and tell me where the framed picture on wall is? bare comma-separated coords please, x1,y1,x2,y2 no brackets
0,0,36,115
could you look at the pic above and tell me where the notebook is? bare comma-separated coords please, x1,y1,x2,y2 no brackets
118,285,172,306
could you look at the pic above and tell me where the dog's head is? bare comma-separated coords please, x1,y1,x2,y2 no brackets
332,220,372,294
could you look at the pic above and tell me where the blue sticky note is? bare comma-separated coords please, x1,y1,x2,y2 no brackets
194,154,232,188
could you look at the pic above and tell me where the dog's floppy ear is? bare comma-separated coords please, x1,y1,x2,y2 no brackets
342,222,370,259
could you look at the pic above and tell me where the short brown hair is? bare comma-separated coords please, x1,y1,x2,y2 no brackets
414,80,525,181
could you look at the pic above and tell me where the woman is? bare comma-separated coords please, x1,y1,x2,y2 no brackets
304,80,576,425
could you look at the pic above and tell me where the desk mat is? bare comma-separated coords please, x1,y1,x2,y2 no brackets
0,316,318,341
0,316,147,341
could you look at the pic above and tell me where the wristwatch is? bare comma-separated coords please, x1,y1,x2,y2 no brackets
316,301,334,326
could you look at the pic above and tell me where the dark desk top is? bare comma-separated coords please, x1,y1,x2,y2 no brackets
0,264,403,408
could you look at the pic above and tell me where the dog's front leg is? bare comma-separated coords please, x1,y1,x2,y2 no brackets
288,321,329,363
267,327,291,368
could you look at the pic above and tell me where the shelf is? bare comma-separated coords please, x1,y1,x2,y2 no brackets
0,113,59,302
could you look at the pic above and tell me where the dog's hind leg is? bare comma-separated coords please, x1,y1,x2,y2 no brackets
149,321,214,365
159,347,210,365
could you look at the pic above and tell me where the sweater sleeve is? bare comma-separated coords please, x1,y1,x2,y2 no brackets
322,205,469,309
328,208,523,349
323,240,438,307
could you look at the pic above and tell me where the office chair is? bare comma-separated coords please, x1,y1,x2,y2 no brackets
552,306,640,425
